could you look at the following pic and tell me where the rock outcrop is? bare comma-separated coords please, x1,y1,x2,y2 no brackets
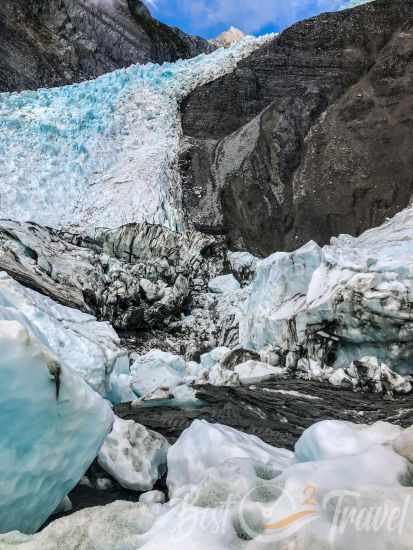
0,0,214,92
180,0,413,256
0,220,226,334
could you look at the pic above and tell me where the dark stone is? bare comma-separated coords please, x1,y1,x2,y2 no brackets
116,379,413,450
180,0,413,256
0,0,214,92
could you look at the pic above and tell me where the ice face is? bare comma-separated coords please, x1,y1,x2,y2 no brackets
0,271,129,401
240,208,413,373
0,35,272,231
0,320,113,534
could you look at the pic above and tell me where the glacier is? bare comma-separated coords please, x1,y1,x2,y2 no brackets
0,319,113,534
0,35,271,231
4,418,413,549
240,207,413,374
0,271,129,401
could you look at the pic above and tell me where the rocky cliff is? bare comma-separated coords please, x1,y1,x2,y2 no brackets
180,0,413,256
0,0,214,92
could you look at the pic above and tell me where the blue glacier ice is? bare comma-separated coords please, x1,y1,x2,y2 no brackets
0,271,129,401
240,207,413,374
0,319,113,534
0,36,271,231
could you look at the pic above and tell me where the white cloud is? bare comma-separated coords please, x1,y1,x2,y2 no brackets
154,0,373,35
144,0,158,8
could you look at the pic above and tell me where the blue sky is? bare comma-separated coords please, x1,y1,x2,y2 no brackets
144,0,368,39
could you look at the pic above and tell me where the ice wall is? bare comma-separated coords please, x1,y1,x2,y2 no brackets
240,208,413,373
0,36,271,231
0,272,128,401
0,320,113,534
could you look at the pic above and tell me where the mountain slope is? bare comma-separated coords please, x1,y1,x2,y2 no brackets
180,0,413,256
0,0,214,92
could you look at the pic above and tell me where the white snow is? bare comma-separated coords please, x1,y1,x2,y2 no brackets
0,271,129,402
211,27,246,48
0,35,272,231
98,416,169,492
0,319,113,534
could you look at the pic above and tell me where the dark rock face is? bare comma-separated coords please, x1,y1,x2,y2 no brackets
180,0,413,256
0,0,214,92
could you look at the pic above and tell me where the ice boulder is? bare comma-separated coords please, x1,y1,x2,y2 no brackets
234,360,286,385
295,420,402,463
139,491,166,505
0,272,129,402
200,347,231,369
241,208,413,374
98,417,169,492
228,251,259,284
393,426,413,463
130,350,187,398
0,320,113,534
208,274,240,294
167,419,294,497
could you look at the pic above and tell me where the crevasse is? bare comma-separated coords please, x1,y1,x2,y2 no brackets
0,36,272,231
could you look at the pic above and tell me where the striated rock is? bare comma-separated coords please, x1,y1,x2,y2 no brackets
0,220,226,332
116,379,413,450
180,0,413,256
0,0,214,92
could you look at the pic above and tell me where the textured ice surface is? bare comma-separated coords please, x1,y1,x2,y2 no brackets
98,417,169,492
6,419,413,549
295,420,402,462
0,319,113,534
0,271,128,400
128,348,243,405
208,274,240,294
130,350,187,398
200,347,231,369
0,36,271,231
234,360,285,385
167,419,294,498
241,208,413,373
